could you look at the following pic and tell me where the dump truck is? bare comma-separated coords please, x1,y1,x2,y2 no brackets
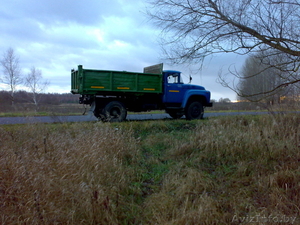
71,64,212,122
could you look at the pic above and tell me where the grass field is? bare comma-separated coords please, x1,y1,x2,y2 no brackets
1,114,299,224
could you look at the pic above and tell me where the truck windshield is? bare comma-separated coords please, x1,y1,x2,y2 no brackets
167,73,184,84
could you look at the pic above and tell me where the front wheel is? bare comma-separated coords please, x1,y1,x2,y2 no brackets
185,101,204,120
101,101,127,122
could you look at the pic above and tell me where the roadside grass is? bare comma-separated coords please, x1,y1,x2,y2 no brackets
1,114,299,224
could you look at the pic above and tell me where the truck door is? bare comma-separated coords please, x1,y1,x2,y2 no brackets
164,72,184,104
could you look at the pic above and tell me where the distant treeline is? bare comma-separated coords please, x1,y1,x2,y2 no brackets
0,90,78,105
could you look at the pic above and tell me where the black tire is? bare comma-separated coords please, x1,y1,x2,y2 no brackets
101,101,127,122
167,110,184,119
185,101,204,120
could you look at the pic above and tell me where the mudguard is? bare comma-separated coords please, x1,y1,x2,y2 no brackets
181,90,212,108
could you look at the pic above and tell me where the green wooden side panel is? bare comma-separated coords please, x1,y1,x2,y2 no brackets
112,72,136,91
84,70,112,92
71,65,162,95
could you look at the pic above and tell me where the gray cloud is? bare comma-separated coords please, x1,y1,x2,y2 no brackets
0,0,123,25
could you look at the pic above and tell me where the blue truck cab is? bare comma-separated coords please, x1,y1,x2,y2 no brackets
162,70,212,120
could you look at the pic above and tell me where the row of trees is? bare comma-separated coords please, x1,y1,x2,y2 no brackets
0,91,77,106
147,0,300,102
0,48,49,109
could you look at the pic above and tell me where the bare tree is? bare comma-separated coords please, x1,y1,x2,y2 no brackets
25,66,49,110
0,47,22,105
147,0,300,97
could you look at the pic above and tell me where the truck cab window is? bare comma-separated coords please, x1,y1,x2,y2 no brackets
167,74,179,84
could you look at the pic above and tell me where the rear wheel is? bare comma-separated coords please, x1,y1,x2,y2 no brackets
185,101,204,120
94,101,127,122
102,101,127,122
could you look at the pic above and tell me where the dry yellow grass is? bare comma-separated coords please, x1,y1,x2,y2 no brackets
1,123,139,224
1,114,299,224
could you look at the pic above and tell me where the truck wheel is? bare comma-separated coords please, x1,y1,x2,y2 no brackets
185,101,204,120
167,110,184,119
102,101,127,122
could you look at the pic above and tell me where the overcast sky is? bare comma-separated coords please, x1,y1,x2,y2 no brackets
0,0,246,101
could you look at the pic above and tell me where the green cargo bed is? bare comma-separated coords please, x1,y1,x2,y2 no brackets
71,65,163,95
